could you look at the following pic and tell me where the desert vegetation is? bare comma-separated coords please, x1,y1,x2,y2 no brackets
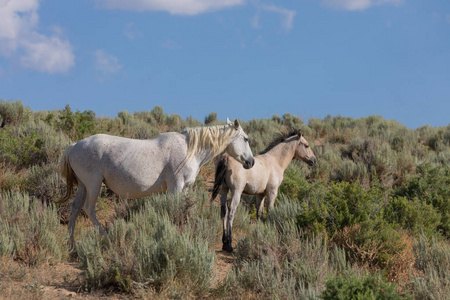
0,99,449,299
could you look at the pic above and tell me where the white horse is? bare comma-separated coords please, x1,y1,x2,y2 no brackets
60,119,255,242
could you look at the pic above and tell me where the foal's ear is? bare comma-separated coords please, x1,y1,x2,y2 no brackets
297,129,303,138
234,119,240,129
226,117,232,124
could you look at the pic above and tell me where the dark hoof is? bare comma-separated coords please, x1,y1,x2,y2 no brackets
222,244,233,253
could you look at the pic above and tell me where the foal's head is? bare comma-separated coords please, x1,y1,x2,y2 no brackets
294,130,317,166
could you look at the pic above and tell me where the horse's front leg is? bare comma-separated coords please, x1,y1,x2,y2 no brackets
256,194,265,220
224,188,243,252
167,178,185,194
218,187,230,250
266,189,278,215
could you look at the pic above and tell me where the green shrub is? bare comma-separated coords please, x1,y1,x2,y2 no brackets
0,191,67,266
296,181,385,237
0,120,70,169
241,118,289,153
411,235,450,300
333,160,369,185
322,271,406,300
383,196,441,237
0,126,46,168
281,113,303,128
53,104,96,140
225,220,330,299
78,192,216,296
0,100,30,126
278,164,310,201
204,112,218,125
23,163,67,202
265,195,304,229
395,164,450,237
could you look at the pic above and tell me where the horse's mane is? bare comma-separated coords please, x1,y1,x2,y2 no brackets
175,124,239,175
259,129,299,155
183,124,239,160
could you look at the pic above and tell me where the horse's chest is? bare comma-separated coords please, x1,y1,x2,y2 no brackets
244,179,267,195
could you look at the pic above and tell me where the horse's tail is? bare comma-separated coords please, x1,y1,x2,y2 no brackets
59,143,77,203
212,154,228,200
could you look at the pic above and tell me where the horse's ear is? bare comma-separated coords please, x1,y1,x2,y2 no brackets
297,129,302,138
226,118,232,125
234,119,240,129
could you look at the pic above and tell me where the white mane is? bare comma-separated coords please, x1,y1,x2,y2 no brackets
183,123,240,162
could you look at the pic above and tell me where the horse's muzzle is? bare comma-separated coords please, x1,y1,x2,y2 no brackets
308,157,317,166
243,157,255,169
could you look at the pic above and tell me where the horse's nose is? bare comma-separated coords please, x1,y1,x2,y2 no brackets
309,157,317,166
244,157,255,169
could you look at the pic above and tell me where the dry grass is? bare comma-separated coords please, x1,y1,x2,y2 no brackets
332,225,422,293
387,232,422,291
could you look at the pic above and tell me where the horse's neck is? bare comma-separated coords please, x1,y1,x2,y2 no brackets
266,139,296,171
198,149,215,168
188,147,214,170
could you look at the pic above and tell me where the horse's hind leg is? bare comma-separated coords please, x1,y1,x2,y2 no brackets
68,181,87,246
83,178,106,236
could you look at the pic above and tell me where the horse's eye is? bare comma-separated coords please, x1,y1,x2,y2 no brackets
244,137,249,143
305,145,309,148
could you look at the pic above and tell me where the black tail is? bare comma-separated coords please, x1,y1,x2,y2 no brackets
212,155,228,200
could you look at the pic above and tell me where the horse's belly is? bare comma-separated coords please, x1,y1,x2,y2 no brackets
104,173,166,198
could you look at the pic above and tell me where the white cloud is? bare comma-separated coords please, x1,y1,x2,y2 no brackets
250,4,296,31
0,0,75,73
261,5,296,30
20,33,75,73
95,49,122,74
97,0,244,15
321,0,403,11
124,22,142,40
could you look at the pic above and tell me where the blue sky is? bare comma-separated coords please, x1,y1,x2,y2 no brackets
0,0,449,128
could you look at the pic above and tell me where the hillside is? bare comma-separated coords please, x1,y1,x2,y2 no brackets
0,100,449,299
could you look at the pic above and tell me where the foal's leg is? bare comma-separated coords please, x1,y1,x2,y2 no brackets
83,178,106,236
224,187,243,252
68,181,87,247
219,186,230,250
266,189,279,215
256,195,265,220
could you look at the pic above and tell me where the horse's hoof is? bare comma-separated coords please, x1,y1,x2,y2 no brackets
222,244,233,253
